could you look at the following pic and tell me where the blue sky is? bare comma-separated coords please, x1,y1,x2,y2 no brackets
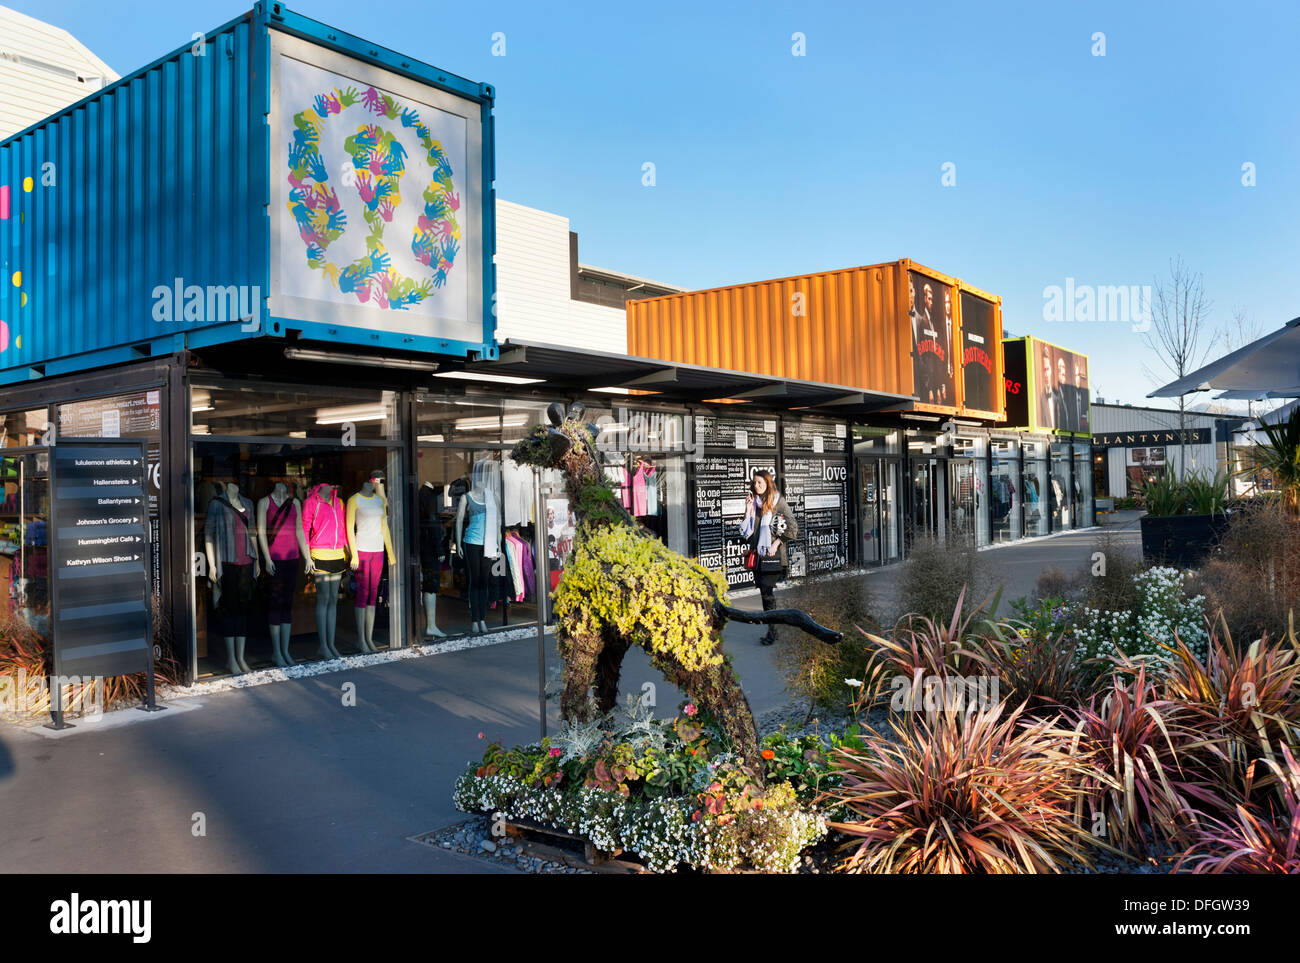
19,0,1300,407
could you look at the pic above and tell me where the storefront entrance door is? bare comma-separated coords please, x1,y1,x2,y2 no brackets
857,458,900,565
948,460,978,543
909,458,945,543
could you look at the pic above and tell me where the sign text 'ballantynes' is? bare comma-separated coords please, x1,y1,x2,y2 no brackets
1092,428,1210,448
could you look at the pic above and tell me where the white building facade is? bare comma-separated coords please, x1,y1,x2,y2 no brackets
0,5,118,139
1090,403,1232,497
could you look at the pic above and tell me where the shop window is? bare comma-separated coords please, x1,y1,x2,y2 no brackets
852,426,902,456
0,409,49,448
588,405,690,555
950,435,989,546
990,438,1021,544
1049,443,1072,530
0,450,49,643
414,446,540,639
1022,440,1050,537
192,381,400,442
502,399,551,444
1073,444,1094,526
191,432,404,680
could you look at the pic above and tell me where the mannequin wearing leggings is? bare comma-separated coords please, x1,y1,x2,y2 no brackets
257,483,311,668
456,458,502,635
347,471,396,654
304,482,347,660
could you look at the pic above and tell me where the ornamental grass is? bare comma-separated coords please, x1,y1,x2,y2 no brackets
855,586,994,692
1068,665,1227,857
1175,744,1300,874
1154,616,1300,799
823,701,1098,874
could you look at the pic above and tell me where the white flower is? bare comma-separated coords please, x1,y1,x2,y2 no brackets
845,678,863,688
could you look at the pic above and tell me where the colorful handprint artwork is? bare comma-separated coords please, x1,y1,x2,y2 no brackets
283,63,463,315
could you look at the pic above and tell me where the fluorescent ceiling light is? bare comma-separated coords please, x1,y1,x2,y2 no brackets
434,371,543,386
454,415,529,431
590,387,630,395
316,404,389,425
285,347,440,372
418,434,446,443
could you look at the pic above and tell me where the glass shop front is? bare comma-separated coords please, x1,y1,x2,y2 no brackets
0,351,1093,689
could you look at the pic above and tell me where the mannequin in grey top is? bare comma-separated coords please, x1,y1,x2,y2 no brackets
205,480,259,675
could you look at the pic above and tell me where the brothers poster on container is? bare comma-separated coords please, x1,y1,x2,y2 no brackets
269,34,484,344
959,291,998,415
907,270,956,409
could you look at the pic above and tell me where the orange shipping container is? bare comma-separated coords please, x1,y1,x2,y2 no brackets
627,259,1005,420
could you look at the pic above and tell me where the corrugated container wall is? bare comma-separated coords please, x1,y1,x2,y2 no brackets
629,262,913,396
0,3,497,384
627,258,1005,420
1,13,264,379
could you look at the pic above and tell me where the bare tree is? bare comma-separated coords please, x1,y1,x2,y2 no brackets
1226,306,1265,420
1140,257,1217,475
1225,305,1264,353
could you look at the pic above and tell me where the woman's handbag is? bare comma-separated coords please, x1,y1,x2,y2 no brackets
744,549,757,570
758,555,784,574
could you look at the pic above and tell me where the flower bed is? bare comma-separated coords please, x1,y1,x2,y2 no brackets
452,700,827,873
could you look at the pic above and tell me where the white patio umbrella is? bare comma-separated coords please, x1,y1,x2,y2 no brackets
1149,316,1300,399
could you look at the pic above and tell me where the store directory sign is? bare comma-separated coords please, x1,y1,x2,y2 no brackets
49,439,155,699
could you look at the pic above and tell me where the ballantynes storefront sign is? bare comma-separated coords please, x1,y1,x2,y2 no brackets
1093,428,1210,447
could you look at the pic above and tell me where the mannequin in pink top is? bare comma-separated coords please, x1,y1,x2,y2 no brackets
303,482,347,660
257,482,312,668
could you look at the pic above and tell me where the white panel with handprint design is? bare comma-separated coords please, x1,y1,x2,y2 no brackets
269,33,484,344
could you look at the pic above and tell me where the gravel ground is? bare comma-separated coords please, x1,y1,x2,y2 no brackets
413,815,594,874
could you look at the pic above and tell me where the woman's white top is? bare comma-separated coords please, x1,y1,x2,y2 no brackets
354,492,386,552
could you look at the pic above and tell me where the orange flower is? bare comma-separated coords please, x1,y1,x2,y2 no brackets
761,748,775,760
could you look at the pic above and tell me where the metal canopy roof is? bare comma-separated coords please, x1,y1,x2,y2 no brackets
451,339,917,415
1150,317,1300,399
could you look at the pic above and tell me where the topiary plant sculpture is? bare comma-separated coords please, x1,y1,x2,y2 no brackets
512,402,842,773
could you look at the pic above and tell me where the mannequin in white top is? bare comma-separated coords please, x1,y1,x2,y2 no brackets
346,470,395,654
257,482,312,668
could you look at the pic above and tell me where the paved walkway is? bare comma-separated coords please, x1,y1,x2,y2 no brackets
0,516,1140,873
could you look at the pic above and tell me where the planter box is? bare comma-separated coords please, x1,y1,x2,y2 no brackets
1139,513,1228,568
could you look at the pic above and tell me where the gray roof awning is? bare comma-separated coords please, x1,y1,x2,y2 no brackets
1150,317,1300,398
449,339,917,415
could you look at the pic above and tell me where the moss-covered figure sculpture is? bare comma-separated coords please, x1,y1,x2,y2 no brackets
511,402,842,773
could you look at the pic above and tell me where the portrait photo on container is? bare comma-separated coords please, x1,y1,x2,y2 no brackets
908,270,956,408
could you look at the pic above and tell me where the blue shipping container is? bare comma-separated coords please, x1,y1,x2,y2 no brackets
0,1,497,385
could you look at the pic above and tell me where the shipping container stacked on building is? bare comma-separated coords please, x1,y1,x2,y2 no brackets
627,259,1006,421
0,1,497,380
0,4,1097,690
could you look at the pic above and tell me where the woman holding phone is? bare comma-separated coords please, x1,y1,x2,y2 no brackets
738,470,798,646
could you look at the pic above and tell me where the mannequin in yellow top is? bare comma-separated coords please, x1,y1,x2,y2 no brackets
346,470,396,654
